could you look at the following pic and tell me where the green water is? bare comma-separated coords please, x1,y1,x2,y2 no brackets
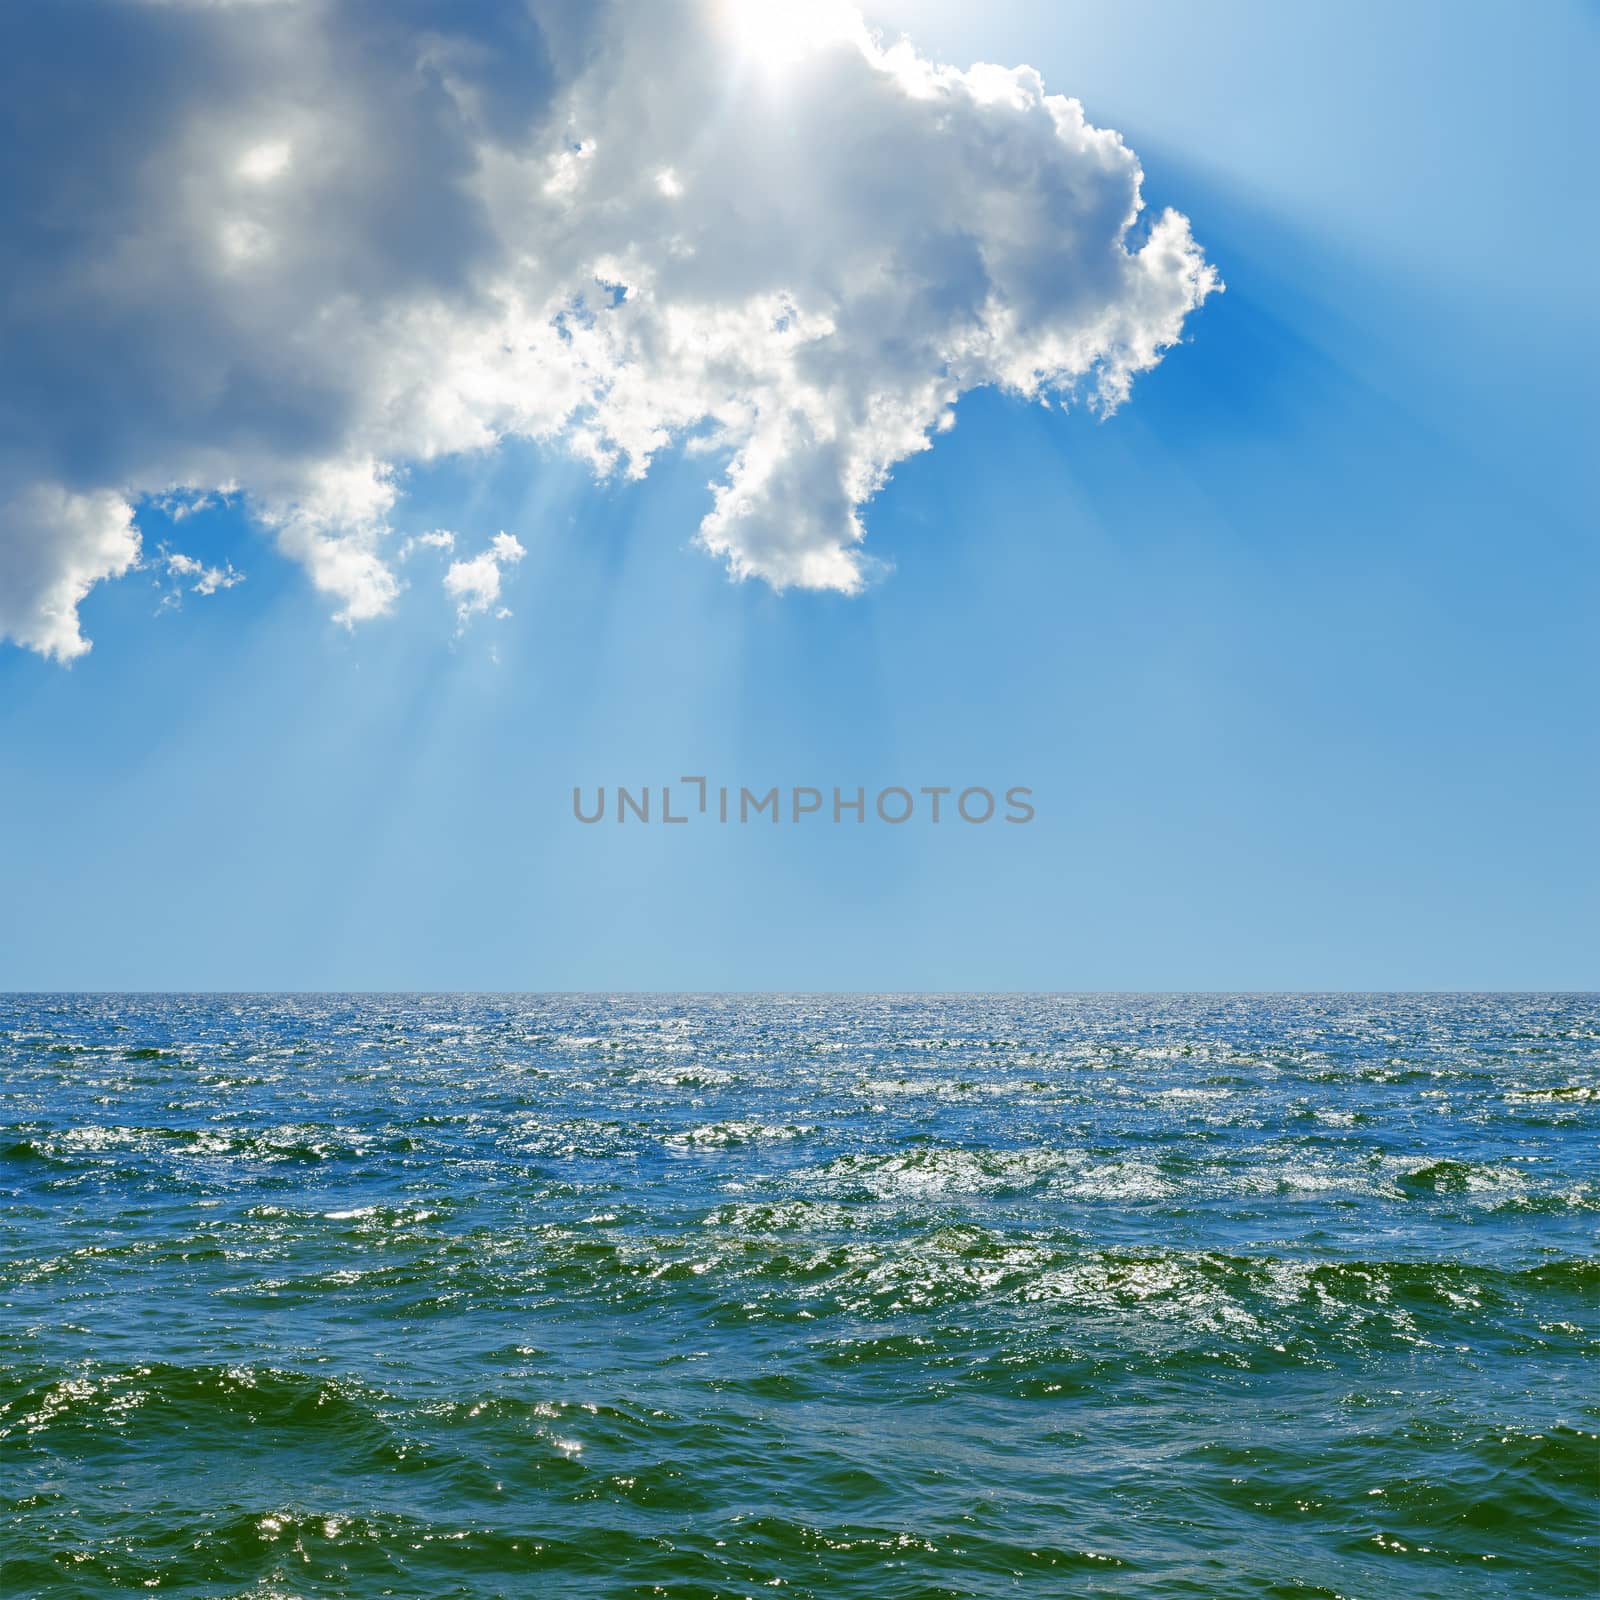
2,994,1596,1597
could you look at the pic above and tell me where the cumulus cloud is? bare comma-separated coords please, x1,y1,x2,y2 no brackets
0,0,1219,660
444,532,526,626
0,487,140,663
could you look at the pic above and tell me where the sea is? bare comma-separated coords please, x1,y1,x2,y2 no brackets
1,993,1595,1599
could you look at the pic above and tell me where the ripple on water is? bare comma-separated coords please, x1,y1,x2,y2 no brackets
1,992,1596,1599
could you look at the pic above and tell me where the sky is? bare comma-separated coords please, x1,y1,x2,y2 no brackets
0,0,1595,991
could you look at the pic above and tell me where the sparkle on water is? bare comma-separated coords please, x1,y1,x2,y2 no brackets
2,993,1596,1598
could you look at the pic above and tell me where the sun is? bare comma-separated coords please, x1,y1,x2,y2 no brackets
717,0,863,72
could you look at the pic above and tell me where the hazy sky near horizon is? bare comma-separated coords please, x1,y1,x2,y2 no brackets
0,0,1595,990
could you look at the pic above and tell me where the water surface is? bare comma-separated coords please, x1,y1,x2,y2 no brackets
2,994,1596,1597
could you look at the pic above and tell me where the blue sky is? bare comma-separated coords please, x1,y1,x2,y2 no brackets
0,0,1595,990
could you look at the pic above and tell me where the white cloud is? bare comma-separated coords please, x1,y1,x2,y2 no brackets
236,138,291,183
399,530,458,561
0,486,140,662
0,0,1219,660
160,546,244,602
444,532,526,626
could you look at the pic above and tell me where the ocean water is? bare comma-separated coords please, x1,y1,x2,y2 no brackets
1,994,1595,1600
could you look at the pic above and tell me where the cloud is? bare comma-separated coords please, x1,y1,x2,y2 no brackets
444,532,526,626
399,530,459,560
0,486,140,662
0,0,1219,660
159,546,245,604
